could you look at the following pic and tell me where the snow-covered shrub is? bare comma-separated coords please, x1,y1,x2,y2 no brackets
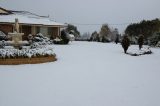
0,33,56,59
0,46,55,59
53,30,69,44
156,41,160,47
149,32,160,47
30,42,41,49
0,40,5,48
28,34,33,45
32,33,53,45
127,47,152,56
60,30,70,44
0,31,8,41
68,34,75,41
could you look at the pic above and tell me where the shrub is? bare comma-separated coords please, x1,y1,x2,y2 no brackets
121,36,130,53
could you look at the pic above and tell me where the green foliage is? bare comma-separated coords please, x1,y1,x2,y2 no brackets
125,18,160,39
66,24,80,38
60,30,69,44
121,36,130,53
149,32,160,46
138,35,144,50
90,31,99,41
53,30,69,45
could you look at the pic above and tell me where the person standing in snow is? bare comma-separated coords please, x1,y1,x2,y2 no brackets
121,35,130,53
138,35,144,50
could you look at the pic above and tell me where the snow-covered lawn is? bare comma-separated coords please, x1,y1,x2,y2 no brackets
0,41,160,106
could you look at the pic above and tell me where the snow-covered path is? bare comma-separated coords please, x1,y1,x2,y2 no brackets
0,41,160,106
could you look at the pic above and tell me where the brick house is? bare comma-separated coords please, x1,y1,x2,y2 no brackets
0,7,65,40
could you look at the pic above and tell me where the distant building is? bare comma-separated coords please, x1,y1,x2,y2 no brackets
0,7,65,40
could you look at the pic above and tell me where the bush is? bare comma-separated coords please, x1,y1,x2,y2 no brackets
149,32,160,47
121,36,130,53
0,31,8,41
138,35,144,50
0,40,5,48
53,30,70,45
32,33,53,46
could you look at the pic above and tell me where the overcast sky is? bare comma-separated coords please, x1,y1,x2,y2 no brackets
0,0,160,34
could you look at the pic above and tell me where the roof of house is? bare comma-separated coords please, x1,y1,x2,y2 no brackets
0,7,12,15
0,7,65,27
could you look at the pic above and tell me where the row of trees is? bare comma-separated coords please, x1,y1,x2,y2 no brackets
125,18,160,40
64,23,120,42
90,24,120,43
66,19,160,47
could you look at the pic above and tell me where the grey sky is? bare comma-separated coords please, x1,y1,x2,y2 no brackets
0,0,160,34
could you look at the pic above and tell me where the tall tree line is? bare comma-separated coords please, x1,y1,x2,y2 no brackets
125,18,160,39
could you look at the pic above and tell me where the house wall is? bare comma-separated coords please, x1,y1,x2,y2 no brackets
31,26,36,35
48,27,54,38
38,26,61,39
0,23,61,40
52,27,59,39
0,24,13,34
21,25,31,40
40,27,48,37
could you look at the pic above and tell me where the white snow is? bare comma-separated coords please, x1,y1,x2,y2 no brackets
68,34,75,41
0,46,55,58
0,13,64,26
127,46,152,56
0,41,160,106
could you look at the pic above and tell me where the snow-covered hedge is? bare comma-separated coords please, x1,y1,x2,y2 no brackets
0,46,55,59
127,47,152,56
32,33,53,45
155,41,160,47
149,32,160,47
0,33,56,59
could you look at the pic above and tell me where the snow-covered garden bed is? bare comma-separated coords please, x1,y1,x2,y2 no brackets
0,33,57,65
127,46,152,56
0,46,56,65
0,46,55,59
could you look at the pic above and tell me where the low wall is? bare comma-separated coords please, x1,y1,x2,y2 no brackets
0,55,57,65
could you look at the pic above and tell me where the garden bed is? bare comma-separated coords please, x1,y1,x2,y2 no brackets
0,46,57,65
127,47,152,56
0,55,56,65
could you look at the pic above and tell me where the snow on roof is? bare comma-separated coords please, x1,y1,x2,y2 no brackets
0,11,64,26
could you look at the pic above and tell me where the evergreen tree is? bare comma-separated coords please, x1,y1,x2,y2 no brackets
90,31,98,41
61,30,69,44
138,35,144,50
66,24,80,38
125,18,160,40
121,35,130,53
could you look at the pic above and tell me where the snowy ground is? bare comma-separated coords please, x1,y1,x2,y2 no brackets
0,41,160,106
